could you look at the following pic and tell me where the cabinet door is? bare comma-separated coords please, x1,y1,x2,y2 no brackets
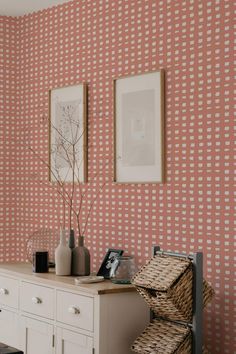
20,316,54,354
56,327,93,354
0,308,19,348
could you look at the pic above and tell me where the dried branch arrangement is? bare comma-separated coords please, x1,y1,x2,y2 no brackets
28,96,106,238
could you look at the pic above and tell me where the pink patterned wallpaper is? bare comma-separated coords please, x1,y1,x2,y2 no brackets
0,1,235,353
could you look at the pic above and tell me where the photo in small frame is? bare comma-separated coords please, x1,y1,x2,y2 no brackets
97,249,124,279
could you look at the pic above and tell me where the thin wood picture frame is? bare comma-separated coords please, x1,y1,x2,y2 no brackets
114,70,165,183
49,83,87,183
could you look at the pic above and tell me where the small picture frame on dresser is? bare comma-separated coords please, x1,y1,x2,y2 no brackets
97,249,124,279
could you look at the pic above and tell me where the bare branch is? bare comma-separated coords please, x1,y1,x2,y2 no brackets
27,102,107,237
81,182,106,236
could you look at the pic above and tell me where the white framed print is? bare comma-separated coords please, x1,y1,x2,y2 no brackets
114,70,165,183
49,83,87,183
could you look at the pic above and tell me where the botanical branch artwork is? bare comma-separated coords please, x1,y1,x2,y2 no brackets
53,100,81,178
50,84,87,183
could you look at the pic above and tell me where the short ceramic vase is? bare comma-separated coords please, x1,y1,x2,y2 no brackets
72,235,90,276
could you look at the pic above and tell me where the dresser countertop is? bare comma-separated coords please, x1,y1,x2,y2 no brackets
0,263,136,295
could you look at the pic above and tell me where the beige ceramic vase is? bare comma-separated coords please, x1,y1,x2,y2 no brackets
55,228,71,276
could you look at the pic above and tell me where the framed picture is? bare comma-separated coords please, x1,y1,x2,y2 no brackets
49,83,87,183
97,248,124,279
114,70,165,183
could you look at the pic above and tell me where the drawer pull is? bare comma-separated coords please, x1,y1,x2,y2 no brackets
32,297,42,304
68,306,80,315
0,288,8,295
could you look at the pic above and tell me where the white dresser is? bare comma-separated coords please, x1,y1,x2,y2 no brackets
0,263,149,354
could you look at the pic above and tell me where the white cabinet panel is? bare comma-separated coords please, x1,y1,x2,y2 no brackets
20,316,54,354
0,308,19,348
56,327,93,354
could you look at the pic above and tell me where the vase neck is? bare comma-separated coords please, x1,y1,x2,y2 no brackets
78,236,84,247
60,229,67,245
69,229,75,249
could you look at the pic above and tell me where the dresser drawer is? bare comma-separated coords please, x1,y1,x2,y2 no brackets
0,275,19,309
20,282,54,319
56,290,94,332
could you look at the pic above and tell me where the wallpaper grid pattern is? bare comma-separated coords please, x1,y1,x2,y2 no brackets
0,1,235,353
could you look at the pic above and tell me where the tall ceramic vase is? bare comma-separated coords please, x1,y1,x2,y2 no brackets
55,228,71,275
72,236,90,276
